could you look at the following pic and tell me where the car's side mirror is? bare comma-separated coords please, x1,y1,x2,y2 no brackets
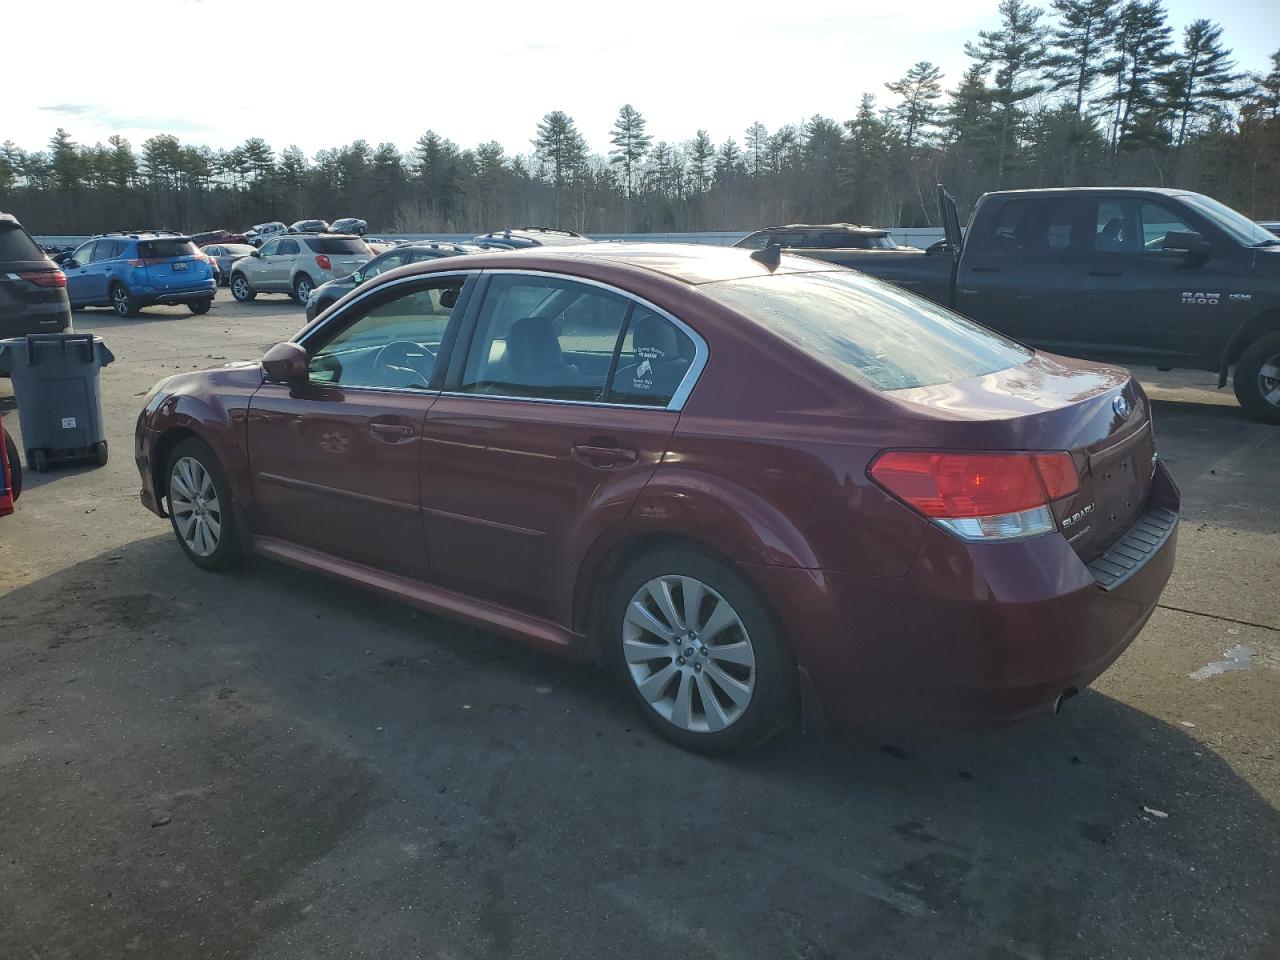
65,260,79,269
261,342,308,383
250,249,262,258
1162,230,1210,256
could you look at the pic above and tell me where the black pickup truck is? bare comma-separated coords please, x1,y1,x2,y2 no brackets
814,186,1280,422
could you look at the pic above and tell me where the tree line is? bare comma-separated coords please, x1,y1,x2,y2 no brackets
2,0,1278,237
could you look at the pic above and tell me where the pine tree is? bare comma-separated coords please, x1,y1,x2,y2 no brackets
687,130,714,193
608,104,652,200
1044,0,1119,117
1163,19,1241,147
963,0,1049,184
1101,1,1176,153
744,122,769,177
714,138,743,183
532,111,586,223
885,61,945,149
48,128,82,192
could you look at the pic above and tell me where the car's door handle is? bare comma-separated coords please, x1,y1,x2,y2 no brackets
571,440,638,468
369,421,415,442
969,265,1000,273
1088,268,1122,277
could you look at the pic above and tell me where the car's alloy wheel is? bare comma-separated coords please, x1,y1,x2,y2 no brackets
230,275,254,302
608,548,793,753
294,275,314,305
169,455,222,558
623,575,757,733
111,284,135,317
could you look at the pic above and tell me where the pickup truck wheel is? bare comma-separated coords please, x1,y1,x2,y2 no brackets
230,273,255,302
1233,331,1280,424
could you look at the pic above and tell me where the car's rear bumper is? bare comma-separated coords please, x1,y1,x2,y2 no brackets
135,281,215,306
747,460,1181,728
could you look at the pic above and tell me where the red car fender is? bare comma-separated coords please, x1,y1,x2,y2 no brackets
0,419,15,517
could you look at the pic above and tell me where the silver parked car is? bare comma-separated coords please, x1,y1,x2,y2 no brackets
228,234,372,306
201,243,257,285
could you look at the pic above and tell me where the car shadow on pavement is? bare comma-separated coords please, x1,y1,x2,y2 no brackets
2,535,1277,960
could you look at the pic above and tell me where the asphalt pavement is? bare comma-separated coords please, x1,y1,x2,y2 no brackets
1,290,1277,959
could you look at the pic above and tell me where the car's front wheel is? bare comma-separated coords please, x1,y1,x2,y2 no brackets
165,437,241,570
292,274,315,306
607,548,794,753
110,283,139,317
1233,331,1280,424
230,273,255,302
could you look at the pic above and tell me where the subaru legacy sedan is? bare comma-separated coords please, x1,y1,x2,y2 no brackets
134,244,1179,753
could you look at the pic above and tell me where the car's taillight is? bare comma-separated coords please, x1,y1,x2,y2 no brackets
17,270,67,288
869,450,1079,542
315,254,332,271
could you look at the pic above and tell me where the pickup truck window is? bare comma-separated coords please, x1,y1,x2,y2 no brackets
1179,193,1276,246
1093,200,1195,253
1140,204,1195,251
702,271,1030,391
987,198,1077,253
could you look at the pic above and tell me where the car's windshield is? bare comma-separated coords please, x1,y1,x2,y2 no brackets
702,270,1031,391
1178,193,1277,246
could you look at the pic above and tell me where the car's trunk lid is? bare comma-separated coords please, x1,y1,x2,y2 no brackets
887,351,1155,560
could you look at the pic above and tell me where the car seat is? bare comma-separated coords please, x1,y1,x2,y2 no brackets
501,316,580,388
615,313,690,400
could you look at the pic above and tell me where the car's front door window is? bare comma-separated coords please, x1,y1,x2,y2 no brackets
361,251,408,279
308,278,464,390
1138,203,1197,252
259,239,280,257
71,241,96,266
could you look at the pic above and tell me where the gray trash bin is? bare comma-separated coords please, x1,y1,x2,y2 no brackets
0,333,115,472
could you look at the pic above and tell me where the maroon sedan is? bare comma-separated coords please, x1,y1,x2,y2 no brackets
134,244,1178,752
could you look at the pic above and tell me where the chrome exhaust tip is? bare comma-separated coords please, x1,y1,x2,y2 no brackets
1054,686,1080,715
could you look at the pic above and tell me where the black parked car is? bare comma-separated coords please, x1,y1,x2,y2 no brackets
471,226,590,250
305,241,486,321
0,213,73,338
734,223,902,251
289,219,330,234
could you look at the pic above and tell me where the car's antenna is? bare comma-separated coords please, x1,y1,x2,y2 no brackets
750,241,783,270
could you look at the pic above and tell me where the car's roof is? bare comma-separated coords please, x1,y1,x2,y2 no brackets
981,186,1188,198
94,230,192,241
408,242,830,286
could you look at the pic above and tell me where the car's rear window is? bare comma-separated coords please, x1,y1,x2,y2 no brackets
137,239,199,258
304,237,370,255
0,223,46,262
702,271,1030,391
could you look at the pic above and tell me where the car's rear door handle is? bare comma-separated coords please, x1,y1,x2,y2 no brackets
571,440,638,468
1088,268,1122,276
970,265,1001,273
369,420,415,442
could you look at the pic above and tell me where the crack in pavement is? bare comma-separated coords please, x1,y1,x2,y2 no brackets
1157,603,1280,633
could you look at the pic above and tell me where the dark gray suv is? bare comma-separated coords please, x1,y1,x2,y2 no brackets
0,213,73,338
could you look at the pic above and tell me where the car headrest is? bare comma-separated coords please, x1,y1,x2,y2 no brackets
505,316,566,371
633,313,682,361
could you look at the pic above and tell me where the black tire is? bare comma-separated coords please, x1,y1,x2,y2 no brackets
606,547,795,754
230,273,256,302
4,431,20,500
292,274,315,306
29,448,48,473
1233,330,1280,424
188,298,212,315
110,283,139,317
164,437,242,571
93,440,109,467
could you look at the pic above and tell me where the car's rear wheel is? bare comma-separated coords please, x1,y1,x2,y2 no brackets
292,274,315,306
110,283,138,317
230,273,255,302
166,437,241,571
188,298,212,315
1233,331,1280,424
607,548,794,753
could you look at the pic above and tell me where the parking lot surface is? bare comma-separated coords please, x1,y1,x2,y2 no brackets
2,291,1278,959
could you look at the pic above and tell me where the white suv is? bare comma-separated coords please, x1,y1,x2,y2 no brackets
228,234,372,306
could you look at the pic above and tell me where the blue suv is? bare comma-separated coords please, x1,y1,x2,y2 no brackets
63,231,216,316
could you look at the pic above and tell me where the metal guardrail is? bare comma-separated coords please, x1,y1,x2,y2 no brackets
35,228,950,249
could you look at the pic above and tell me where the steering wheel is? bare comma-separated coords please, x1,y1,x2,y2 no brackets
373,340,436,388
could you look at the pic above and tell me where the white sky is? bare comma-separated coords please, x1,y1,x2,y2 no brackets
8,0,1279,161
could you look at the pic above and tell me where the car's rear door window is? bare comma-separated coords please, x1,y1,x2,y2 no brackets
702,271,1030,391
458,275,632,402
607,307,695,407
